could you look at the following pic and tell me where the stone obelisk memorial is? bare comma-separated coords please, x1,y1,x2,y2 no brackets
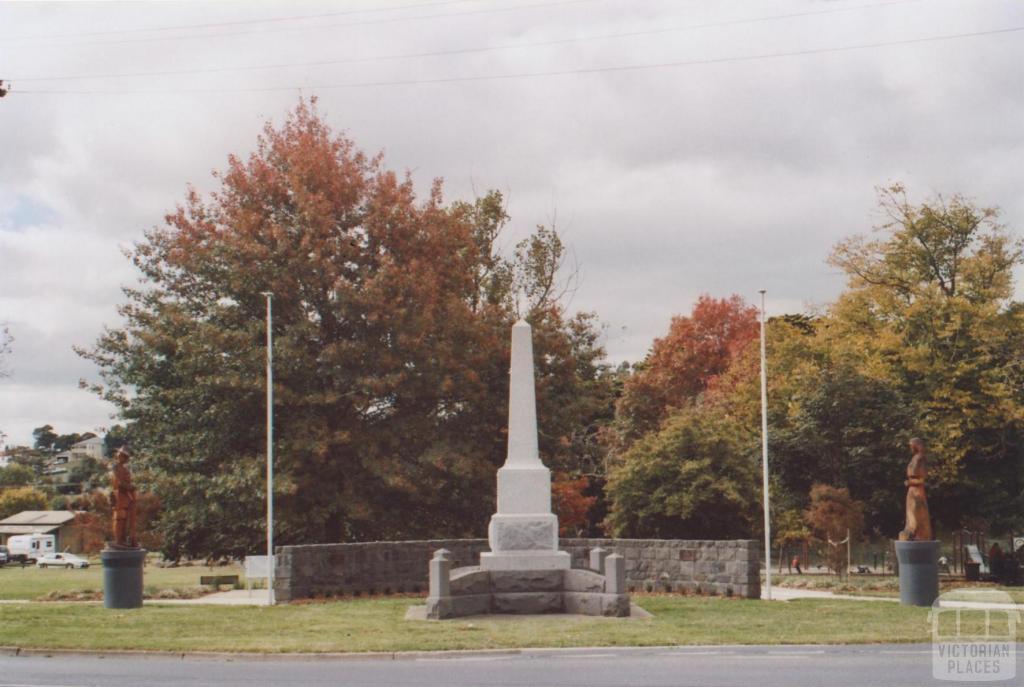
480,320,571,571
423,319,629,618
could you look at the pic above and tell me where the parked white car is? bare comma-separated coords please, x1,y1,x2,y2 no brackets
36,553,90,569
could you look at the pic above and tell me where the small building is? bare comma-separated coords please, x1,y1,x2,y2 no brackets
70,436,105,461
0,511,78,552
46,436,107,487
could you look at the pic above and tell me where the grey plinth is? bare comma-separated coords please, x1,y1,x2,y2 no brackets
894,540,939,607
101,548,146,609
425,549,631,619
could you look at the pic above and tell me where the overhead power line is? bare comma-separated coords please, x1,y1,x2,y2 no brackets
12,24,1023,96
9,0,924,83
0,0,597,48
2,0,479,41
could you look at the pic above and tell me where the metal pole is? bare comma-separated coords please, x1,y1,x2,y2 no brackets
262,292,275,606
759,289,772,600
847,527,851,580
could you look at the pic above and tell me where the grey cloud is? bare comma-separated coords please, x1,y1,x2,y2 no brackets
1,0,1022,443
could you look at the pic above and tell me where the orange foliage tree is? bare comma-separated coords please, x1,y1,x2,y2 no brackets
614,294,758,443
78,99,613,559
804,484,865,574
65,490,163,554
551,472,597,536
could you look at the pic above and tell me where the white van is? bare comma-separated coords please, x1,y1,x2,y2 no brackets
6,534,56,564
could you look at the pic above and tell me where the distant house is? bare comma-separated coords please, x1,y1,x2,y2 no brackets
70,436,105,461
46,436,107,486
0,510,78,552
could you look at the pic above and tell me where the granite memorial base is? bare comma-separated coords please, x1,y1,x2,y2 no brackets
426,547,631,619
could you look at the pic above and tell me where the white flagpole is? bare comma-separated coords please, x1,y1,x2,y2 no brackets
759,289,772,601
262,292,275,606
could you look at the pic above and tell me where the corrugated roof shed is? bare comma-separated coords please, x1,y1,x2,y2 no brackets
0,510,77,526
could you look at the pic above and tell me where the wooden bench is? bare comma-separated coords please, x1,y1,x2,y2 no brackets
200,574,240,589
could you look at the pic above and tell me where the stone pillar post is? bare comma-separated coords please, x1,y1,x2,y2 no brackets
601,553,630,616
589,546,608,574
429,549,451,599
426,549,452,619
605,553,626,595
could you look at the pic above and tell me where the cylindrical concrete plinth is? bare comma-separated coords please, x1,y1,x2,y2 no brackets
894,540,939,607
101,548,146,609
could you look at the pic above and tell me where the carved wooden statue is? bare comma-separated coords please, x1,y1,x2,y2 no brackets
898,438,932,541
111,447,138,548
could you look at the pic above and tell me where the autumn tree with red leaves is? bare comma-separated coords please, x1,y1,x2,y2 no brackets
604,295,762,539
551,472,597,536
804,484,865,574
615,294,758,442
78,99,613,559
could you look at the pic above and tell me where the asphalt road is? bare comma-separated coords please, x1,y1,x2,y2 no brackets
1,644,1020,687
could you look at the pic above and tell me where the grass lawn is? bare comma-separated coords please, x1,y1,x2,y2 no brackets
0,596,935,653
0,561,244,601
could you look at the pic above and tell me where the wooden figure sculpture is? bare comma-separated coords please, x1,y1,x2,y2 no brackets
898,438,932,541
111,447,138,548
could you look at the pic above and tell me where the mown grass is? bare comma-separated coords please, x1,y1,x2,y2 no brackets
0,596,935,653
0,561,243,600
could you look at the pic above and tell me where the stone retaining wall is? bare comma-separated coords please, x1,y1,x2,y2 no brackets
274,538,759,602
561,538,760,599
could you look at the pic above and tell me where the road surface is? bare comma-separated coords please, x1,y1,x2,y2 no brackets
3,644,1021,686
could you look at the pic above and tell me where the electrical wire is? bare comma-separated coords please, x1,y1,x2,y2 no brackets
9,0,924,83
2,0,480,41
0,0,598,48
12,24,1023,96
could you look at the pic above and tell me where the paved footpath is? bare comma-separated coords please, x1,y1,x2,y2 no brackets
763,585,1024,611
148,589,271,606
2,644,1022,687
763,586,898,602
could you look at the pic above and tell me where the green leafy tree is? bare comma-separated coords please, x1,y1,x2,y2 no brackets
0,486,48,519
6,446,49,477
0,463,35,488
773,507,811,568
54,432,90,453
767,342,915,536
32,425,58,453
78,99,611,559
67,456,108,489
828,184,1024,531
104,425,130,455
605,403,760,539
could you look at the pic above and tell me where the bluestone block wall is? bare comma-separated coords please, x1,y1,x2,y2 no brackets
274,538,760,602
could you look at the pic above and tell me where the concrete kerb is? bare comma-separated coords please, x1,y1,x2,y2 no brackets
0,642,905,663
0,646,534,662
0,643,962,663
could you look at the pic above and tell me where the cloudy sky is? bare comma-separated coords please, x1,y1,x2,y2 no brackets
1,0,1022,446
